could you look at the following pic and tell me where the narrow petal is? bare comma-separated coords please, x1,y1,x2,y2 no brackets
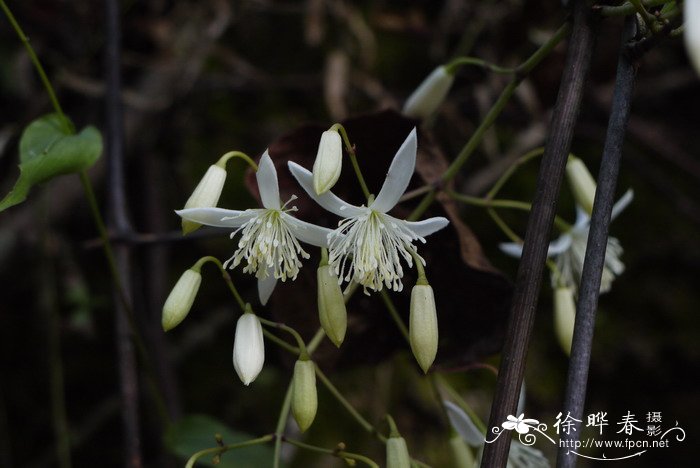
547,233,573,256
176,207,256,228
288,161,364,217
257,150,281,209
573,205,590,230
444,401,484,447
371,128,418,213
499,242,524,258
611,188,634,220
404,216,449,237
258,272,277,306
281,213,333,248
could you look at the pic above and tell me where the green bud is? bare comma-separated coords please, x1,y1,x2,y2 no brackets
291,359,318,432
554,286,576,356
317,265,347,347
409,284,438,373
448,432,475,468
182,164,227,234
312,129,343,195
162,268,201,331
386,436,411,468
566,156,596,215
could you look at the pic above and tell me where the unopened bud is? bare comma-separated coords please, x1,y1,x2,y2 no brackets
291,359,318,432
554,286,576,356
566,156,596,215
232,313,265,385
409,284,438,373
162,268,202,331
386,436,411,468
685,0,700,75
312,129,343,195
182,164,227,234
403,66,455,119
317,265,347,347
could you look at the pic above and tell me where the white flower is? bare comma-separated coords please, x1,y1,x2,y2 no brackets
403,66,456,119
312,129,343,195
232,313,265,385
685,0,700,75
499,190,633,293
288,129,449,293
444,401,549,468
565,156,596,215
177,151,333,305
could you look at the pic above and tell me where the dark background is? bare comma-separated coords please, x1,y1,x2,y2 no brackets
0,1,698,466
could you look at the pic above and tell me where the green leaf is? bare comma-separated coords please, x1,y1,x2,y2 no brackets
164,414,276,467
0,113,102,212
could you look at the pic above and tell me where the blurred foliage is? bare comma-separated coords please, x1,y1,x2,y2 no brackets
0,0,698,467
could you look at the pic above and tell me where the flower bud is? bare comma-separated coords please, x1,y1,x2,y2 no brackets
448,432,476,468
685,0,700,75
312,129,343,195
402,66,455,119
291,359,318,432
317,265,347,347
386,436,411,468
409,284,438,373
162,268,202,331
554,286,576,356
232,313,265,385
182,164,227,234
565,156,596,215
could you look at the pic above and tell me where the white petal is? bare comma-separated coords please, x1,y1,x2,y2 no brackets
176,207,256,228
258,272,277,306
232,314,265,385
257,150,281,209
685,0,700,75
444,401,484,447
281,213,333,247
499,242,525,258
371,128,418,213
288,161,364,217
547,233,573,256
573,206,591,231
611,188,633,221
404,216,449,237
516,382,526,417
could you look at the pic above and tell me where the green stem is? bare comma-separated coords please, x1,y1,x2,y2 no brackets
486,147,545,199
449,190,571,232
487,208,521,244
185,434,274,468
257,316,308,358
408,23,570,221
379,290,410,342
0,0,72,134
216,151,258,171
283,437,380,468
273,385,293,468
262,329,300,355
314,364,385,441
332,123,372,200
196,256,247,312
445,57,515,75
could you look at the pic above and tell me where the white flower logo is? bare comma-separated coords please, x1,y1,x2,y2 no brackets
502,414,540,435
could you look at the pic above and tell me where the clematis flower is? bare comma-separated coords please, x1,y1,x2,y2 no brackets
499,190,633,294
177,151,333,305
288,128,449,293
444,400,549,468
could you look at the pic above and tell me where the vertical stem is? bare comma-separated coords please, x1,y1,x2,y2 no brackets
557,17,637,468
480,2,597,467
104,0,141,466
